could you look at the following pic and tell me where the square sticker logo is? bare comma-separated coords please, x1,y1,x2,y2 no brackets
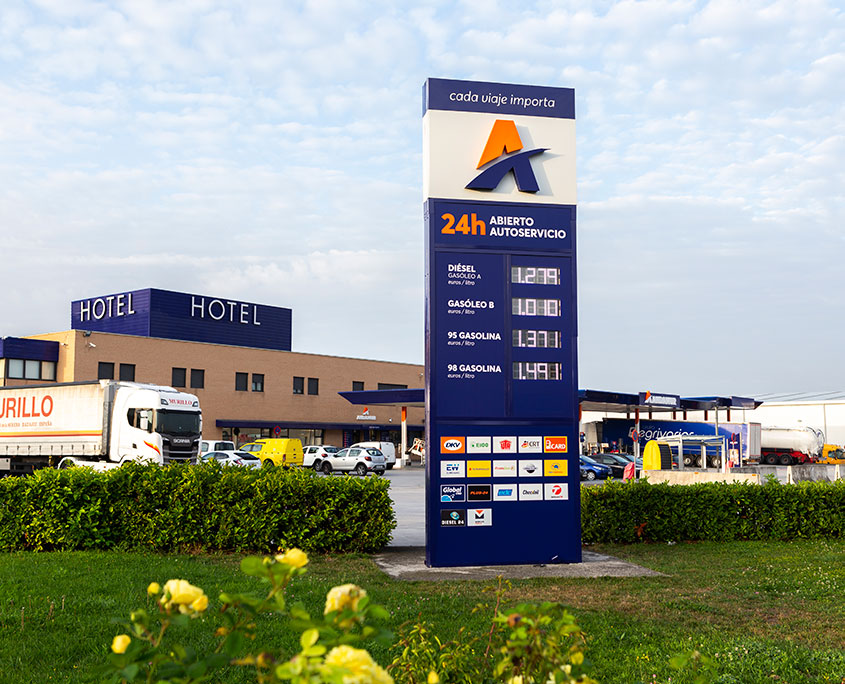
441,509,467,527
493,485,518,501
440,461,465,478
441,437,465,454
466,436,492,453
493,436,517,453
544,436,568,453
467,484,492,501
440,484,466,502
469,508,492,526
467,460,492,477
518,437,543,453
544,483,569,500
518,460,543,477
519,484,543,501
543,459,568,477
492,460,517,477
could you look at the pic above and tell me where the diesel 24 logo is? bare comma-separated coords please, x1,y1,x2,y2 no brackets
466,120,547,193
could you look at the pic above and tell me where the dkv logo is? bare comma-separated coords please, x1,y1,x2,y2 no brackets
440,437,465,454
466,120,547,193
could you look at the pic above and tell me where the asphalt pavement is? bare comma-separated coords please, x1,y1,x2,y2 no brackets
379,465,661,581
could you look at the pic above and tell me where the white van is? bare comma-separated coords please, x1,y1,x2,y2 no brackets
350,441,396,469
200,439,236,456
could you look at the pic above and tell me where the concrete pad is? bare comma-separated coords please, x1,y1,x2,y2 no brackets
373,547,664,581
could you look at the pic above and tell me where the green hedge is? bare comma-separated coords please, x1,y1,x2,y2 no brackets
0,462,395,553
581,478,845,543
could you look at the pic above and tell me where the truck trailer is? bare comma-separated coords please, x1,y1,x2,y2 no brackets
583,417,822,467
0,380,202,475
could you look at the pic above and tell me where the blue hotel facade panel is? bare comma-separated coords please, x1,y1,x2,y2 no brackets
71,288,292,351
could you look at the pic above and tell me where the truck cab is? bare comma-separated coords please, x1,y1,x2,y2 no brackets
118,385,202,464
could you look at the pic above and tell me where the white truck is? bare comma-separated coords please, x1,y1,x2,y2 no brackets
0,380,202,475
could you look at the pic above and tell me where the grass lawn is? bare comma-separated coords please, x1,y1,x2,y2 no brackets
0,540,843,683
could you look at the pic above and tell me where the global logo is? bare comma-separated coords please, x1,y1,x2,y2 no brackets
466,120,547,193
450,511,460,521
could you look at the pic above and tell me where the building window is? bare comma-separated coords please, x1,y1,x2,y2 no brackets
235,372,248,391
378,383,407,390
98,362,114,380
293,376,304,395
352,381,364,391
172,367,186,387
41,361,56,381
307,377,319,395
24,359,41,379
119,363,136,381
190,369,205,389
252,373,264,392
5,359,56,381
6,359,24,379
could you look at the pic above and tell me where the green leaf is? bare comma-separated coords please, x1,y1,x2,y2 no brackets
300,628,319,649
240,555,269,578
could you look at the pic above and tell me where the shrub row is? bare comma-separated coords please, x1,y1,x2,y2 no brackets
581,477,845,543
0,462,395,553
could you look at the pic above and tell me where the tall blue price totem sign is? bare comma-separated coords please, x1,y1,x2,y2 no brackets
423,78,580,567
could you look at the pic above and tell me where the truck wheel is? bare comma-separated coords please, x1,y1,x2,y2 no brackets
262,459,274,469
779,453,792,465
765,453,777,465
321,461,333,475
355,463,368,477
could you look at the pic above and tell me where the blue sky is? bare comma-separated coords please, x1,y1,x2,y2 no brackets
1,0,844,396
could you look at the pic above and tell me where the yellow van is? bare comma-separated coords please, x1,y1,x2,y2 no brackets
239,438,304,468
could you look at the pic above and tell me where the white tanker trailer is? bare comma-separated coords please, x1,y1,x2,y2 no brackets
759,425,824,465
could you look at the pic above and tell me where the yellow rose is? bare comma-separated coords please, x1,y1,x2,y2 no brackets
324,584,367,615
111,634,131,654
147,582,160,595
275,548,309,568
570,651,584,665
190,594,209,612
507,677,523,684
324,645,393,684
160,579,206,614
427,671,440,684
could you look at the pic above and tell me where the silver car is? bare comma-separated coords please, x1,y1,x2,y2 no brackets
320,446,386,476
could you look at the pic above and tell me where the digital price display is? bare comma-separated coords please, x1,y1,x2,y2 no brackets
423,78,580,566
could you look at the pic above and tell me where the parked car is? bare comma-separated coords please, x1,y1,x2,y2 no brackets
201,450,261,469
239,438,304,467
302,445,340,471
590,453,630,478
200,439,236,456
320,446,386,476
579,455,612,481
350,441,397,469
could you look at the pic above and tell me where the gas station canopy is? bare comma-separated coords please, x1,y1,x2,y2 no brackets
339,388,761,412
